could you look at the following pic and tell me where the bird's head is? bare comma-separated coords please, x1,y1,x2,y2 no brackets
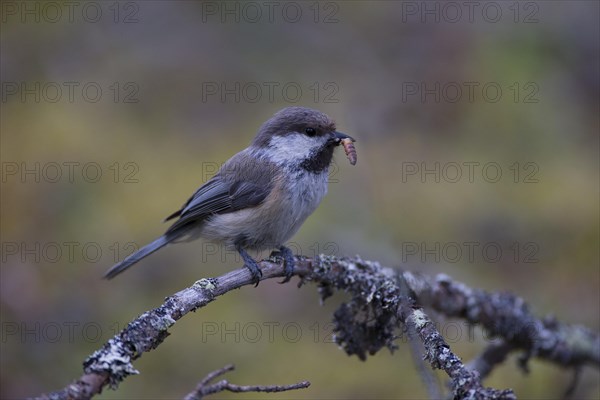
252,107,354,172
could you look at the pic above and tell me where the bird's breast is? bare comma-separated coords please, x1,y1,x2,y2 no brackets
201,169,329,250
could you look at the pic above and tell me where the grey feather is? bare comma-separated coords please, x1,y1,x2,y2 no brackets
104,234,174,279
165,150,275,235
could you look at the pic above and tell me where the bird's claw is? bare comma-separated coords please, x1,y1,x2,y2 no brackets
270,246,295,284
237,247,263,286
244,259,263,287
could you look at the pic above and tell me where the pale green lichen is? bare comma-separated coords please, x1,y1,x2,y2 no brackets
193,278,216,291
317,254,336,273
411,309,429,329
151,315,176,331
84,338,140,388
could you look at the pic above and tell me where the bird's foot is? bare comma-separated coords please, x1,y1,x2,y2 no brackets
238,248,262,287
245,259,263,287
270,246,295,283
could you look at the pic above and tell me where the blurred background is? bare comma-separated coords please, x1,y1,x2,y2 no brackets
1,1,598,398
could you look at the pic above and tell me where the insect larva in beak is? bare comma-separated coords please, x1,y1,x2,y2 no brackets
341,138,357,165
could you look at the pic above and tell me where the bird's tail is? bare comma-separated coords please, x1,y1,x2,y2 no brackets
104,234,174,279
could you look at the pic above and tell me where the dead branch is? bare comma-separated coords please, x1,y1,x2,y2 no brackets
35,255,599,399
466,341,515,379
183,364,310,400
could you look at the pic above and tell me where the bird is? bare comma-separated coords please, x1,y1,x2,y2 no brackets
104,106,355,284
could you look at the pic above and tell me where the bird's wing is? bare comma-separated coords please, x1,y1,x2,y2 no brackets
164,152,275,234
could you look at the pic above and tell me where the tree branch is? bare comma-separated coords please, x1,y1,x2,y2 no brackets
406,325,442,399
183,364,310,400
408,272,600,369
466,341,515,379
401,304,514,399
36,255,599,399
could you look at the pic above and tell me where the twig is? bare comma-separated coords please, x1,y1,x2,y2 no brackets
466,341,515,379
183,364,310,400
191,364,235,390
411,273,600,369
562,367,581,400
35,255,600,399
400,304,515,399
406,323,442,399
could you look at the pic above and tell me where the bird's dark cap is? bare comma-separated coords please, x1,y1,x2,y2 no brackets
252,107,337,147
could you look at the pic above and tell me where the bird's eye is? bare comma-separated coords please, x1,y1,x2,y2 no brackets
305,127,316,137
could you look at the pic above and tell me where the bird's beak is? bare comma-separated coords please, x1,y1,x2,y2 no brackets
333,131,355,144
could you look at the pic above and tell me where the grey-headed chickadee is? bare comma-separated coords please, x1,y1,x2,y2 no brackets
104,107,355,284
